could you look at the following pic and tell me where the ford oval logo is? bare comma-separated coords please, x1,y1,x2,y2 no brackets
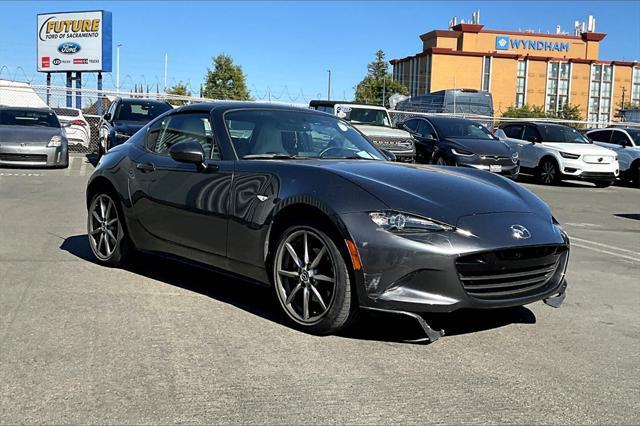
57,42,81,55
510,224,531,240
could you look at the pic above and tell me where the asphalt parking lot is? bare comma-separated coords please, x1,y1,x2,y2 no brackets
1,154,639,424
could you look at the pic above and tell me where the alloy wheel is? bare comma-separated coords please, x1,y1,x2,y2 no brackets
275,229,337,325
436,156,447,166
88,194,120,260
540,161,557,184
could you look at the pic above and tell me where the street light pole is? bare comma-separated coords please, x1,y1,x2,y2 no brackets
116,43,123,93
327,69,331,101
164,53,168,92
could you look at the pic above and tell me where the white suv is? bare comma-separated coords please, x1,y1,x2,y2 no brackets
497,122,619,187
53,107,91,149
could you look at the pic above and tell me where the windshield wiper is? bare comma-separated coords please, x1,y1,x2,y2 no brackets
242,154,304,160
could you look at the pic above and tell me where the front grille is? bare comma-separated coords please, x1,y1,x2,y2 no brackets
580,171,615,179
0,153,48,162
370,137,413,150
456,245,567,300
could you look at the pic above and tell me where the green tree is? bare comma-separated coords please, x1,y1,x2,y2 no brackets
354,50,408,107
202,54,252,101
166,82,191,106
501,104,547,118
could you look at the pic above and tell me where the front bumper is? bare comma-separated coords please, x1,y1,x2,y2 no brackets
560,159,619,182
340,211,569,313
0,143,68,168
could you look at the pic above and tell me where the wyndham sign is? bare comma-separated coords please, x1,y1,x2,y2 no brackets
495,36,569,52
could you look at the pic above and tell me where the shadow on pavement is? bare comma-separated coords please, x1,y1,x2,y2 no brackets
85,153,99,167
61,234,537,345
614,213,640,221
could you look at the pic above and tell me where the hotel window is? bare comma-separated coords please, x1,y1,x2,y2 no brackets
632,67,640,105
481,57,491,91
546,62,570,112
589,64,613,123
515,60,527,107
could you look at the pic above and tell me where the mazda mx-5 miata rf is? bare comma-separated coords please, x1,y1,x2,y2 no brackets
86,102,569,341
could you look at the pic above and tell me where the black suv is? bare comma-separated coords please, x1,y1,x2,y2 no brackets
98,98,172,158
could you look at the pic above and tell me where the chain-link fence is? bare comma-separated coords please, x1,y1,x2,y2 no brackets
0,79,306,154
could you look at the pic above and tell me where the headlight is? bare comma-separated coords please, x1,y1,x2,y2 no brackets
559,151,580,159
115,132,131,140
369,211,454,233
451,148,474,157
511,152,519,164
47,135,63,147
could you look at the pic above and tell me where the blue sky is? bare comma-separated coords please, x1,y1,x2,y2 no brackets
1,1,639,102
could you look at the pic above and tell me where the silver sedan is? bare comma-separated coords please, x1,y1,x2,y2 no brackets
0,107,69,168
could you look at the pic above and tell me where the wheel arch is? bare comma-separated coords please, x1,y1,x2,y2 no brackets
86,176,118,209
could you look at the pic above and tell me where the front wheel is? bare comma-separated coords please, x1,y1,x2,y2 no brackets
273,225,355,335
87,192,132,266
538,159,559,185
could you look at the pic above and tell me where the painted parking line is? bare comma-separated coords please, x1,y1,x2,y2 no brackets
570,236,639,256
0,172,43,177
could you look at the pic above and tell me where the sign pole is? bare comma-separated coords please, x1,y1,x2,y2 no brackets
75,72,82,109
97,72,103,116
46,73,51,106
66,72,72,108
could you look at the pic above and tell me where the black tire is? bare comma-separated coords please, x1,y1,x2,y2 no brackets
593,181,613,188
272,224,356,335
631,164,640,188
87,191,133,267
433,153,449,166
538,158,560,185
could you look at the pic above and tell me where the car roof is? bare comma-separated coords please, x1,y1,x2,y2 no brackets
175,101,319,114
117,98,171,106
309,100,386,110
0,106,53,113
502,121,571,130
413,116,481,126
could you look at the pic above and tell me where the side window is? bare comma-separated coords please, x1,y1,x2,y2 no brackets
106,101,116,119
403,119,418,132
417,120,437,138
588,130,612,143
503,125,523,139
146,118,164,151
153,113,220,159
523,126,541,142
610,131,630,146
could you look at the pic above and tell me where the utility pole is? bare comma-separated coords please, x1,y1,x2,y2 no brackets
164,53,168,92
326,70,331,101
116,43,123,92
382,77,386,107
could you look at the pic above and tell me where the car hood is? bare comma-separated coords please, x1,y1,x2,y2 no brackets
353,124,411,139
114,121,146,136
444,137,513,156
542,142,615,156
0,125,63,144
318,160,550,225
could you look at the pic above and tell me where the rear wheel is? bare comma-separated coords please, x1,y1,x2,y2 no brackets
538,158,560,185
273,225,355,335
631,163,640,188
87,192,132,266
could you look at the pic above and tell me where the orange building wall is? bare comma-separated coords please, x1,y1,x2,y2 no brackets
429,54,483,92
489,58,518,114
613,66,633,112
570,63,591,118
524,60,548,107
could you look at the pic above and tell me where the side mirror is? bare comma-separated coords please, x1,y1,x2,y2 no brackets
103,112,111,121
169,140,205,166
494,129,508,140
381,149,397,161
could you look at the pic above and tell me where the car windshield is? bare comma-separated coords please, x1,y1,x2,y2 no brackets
336,106,390,127
431,119,497,140
539,125,589,143
114,102,172,122
225,109,386,160
625,129,640,145
0,109,60,128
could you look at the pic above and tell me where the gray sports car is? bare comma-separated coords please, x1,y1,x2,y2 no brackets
0,107,69,168
86,103,569,342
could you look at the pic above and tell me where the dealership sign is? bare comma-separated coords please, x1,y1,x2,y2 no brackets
37,10,112,72
495,36,569,52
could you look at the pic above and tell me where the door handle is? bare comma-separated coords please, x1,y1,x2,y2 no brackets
136,162,155,173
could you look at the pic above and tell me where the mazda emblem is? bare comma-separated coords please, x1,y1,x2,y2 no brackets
510,224,531,240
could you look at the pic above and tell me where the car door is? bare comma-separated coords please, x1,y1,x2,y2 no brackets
131,110,233,261
609,130,633,170
99,101,117,150
519,125,542,168
415,119,439,163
